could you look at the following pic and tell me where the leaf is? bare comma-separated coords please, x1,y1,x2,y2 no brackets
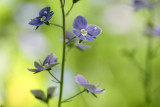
47,87,56,99
73,0,80,3
91,93,97,98
31,90,46,102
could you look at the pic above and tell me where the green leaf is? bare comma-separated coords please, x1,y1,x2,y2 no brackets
31,90,46,102
73,0,80,3
47,87,56,99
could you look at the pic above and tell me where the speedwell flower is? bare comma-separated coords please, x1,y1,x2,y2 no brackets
72,16,102,41
133,0,153,10
29,7,54,26
75,74,105,94
28,53,59,74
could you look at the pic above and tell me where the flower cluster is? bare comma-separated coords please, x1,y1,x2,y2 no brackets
28,5,104,106
28,53,59,74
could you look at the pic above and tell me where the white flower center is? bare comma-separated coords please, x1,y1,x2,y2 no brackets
44,11,47,14
81,29,87,36
40,16,46,21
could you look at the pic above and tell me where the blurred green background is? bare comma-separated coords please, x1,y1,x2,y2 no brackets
1,0,160,107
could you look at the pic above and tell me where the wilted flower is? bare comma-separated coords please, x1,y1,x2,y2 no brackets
75,74,105,94
133,0,153,10
72,16,102,41
29,7,54,26
28,53,59,73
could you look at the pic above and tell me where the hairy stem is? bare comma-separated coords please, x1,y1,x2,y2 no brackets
58,0,66,107
61,89,87,103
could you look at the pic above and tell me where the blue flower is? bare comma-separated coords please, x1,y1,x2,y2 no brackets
76,74,105,94
133,0,153,10
72,16,102,41
28,53,59,74
29,7,54,26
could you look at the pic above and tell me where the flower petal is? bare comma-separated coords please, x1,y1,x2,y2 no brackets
39,7,51,17
44,63,60,70
80,84,105,94
86,25,102,37
65,31,76,42
43,53,57,66
43,12,54,22
73,16,88,30
34,61,43,70
75,74,88,84
28,68,42,73
76,43,90,51
84,35,95,41
29,17,43,26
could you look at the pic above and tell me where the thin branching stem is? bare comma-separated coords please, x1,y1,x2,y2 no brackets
49,23,63,28
47,70,61,83
66,3,74,16
61,89,87,103
65,36,76,44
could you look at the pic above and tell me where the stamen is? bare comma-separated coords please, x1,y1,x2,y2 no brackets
40,16,46,21
81,29,88,36
44,11,47,14
94,27,97,30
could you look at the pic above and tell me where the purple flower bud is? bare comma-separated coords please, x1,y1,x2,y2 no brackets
72,16,102,41
75,74,105,94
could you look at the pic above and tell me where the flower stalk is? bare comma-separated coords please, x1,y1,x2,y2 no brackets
58,0,66,106
61,89,87,103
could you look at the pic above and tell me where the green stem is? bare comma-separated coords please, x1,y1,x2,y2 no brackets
58,0,66,107
47,70,61,83
49,23,63,28
61,89,87,103
66,3,74,16
144,8,154,106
